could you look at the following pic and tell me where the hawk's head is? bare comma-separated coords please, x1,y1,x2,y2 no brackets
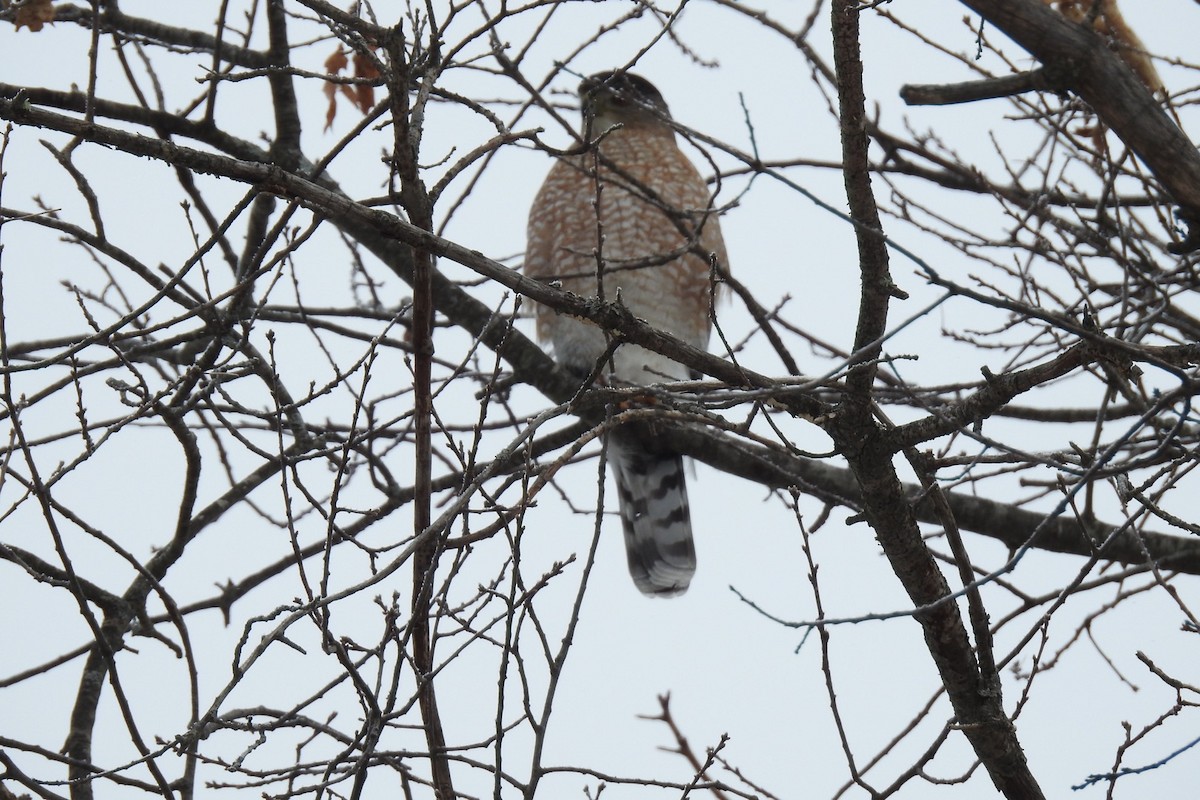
579,71,672,138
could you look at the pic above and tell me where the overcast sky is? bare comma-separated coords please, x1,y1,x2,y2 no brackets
2,2,1199,798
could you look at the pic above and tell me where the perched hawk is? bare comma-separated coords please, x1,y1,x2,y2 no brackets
526,71,729,596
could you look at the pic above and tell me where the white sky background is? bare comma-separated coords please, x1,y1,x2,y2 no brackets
2,1,1199,798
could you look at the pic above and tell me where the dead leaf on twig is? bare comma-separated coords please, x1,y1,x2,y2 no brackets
9,0,57,32
323,46,381,130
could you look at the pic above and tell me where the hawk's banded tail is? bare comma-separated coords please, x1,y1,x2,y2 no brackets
608,431,696,596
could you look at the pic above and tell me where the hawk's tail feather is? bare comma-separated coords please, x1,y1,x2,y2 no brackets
608,432,696,596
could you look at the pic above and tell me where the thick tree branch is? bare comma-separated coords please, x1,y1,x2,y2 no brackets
656,423,1200,574
0,95,831,421
956,0,1200,253
383,30,457,800
829,4,1043,797
901,68,1053,106
50,3,275,68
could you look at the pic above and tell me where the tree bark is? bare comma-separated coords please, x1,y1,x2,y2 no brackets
957,0,1200,252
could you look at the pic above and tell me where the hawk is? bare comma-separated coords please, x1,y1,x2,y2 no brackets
526,71,729,596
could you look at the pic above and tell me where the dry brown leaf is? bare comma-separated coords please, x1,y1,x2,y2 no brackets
350,51,379,115
323,47,350,130
324,47,349,75
322,45,380,130
12,0,56,32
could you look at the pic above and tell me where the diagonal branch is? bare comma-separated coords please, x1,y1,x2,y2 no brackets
4,92,1199,579
956,0,1200,252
